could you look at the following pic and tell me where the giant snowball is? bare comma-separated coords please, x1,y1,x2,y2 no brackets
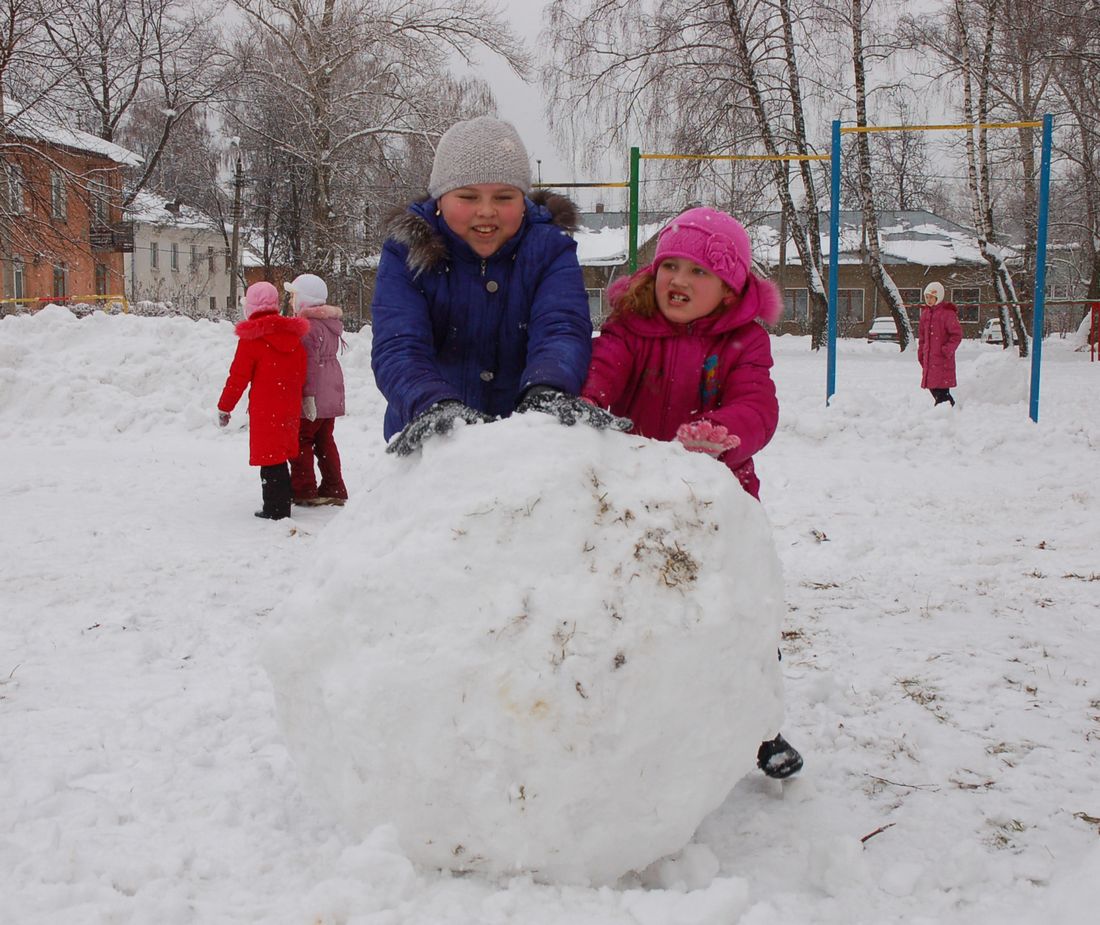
262,413,785,885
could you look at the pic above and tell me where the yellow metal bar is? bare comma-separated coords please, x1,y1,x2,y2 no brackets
641,152,829,162
532,182,630,188
840,120,1042,134
0,294,129,312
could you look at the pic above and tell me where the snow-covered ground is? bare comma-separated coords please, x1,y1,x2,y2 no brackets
2,307,1099,923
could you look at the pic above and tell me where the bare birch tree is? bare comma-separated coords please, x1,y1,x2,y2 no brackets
31,0,233,205
848,0,913,348
226,0,527,289
542,0,832,347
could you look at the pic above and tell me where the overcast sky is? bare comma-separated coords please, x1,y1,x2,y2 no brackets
451,0,627,208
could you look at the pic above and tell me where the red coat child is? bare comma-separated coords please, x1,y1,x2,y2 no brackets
218,303,309,465
218,282,309,520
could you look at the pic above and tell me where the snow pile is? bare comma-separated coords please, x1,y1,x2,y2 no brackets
262,413,785,885
962,349,1031,406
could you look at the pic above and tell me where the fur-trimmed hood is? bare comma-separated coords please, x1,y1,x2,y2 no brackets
233,311,309,352
383,190,581,277
297,303,343,320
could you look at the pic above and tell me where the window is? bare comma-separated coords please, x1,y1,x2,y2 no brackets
5,164,25,214
89,179,110,224
190,244,199,268
224,249,232,271
95,263,108,295
783,288,809,323
207,246,215,273
170,242,179,271
226,295,233,309
899,288,922,308
951,288,980,323
51,171,68,220
12,257,24,299
52,263,67,298
209,296,217,312
585,288,604,320
150,241,159,269
838,289,865,324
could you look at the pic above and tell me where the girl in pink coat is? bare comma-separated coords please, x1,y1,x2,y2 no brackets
582,207,780,499
917,281,963,406
582,206,801,779
285,273,349,506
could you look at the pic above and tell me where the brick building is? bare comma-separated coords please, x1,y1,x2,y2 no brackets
1,100,140,308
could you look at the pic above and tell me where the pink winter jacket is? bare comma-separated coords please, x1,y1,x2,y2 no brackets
298,304,346,418
917,301,963,389
582,282,780,499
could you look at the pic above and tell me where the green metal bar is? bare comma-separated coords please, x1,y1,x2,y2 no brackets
628,146,640,273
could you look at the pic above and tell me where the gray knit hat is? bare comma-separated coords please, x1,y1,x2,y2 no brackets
428,116,532,199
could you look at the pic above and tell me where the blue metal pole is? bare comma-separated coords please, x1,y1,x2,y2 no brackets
1028,113,1053,423
827,120,841,405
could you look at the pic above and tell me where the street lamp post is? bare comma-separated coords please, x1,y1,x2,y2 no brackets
228,142,244,316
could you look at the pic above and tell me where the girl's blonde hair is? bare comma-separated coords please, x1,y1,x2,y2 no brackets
608,268,659,320
607,264,734,322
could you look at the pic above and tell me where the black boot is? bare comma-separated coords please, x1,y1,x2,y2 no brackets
757,733,804,779
257,463,292,520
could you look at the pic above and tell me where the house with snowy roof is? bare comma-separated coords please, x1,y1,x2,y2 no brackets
752,209,1009,337
125,191,238,318
575,206,1031,337
574,206,674,320
1,98,140,309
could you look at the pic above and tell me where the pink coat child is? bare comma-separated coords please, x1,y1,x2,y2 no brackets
917,280,962,407
582,207,802,780
581,207,781,499
284,273,349,506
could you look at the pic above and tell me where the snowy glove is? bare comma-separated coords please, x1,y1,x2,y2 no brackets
676,420,740,457
516,386,633,432
217,410,230,428
302,395,317,422
386,400,493,456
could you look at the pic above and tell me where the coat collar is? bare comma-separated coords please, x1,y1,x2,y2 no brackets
234,311,310,341
383,190,580,277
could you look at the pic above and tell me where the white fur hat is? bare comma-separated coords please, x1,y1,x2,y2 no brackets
923,281,945,304
284,273,328,309
428,116,531,200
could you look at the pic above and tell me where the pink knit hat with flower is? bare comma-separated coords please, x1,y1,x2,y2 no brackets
653,207,753,294
608,206,782,325
243,281,279,319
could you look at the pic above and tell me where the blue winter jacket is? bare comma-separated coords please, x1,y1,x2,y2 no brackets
370,192,593,440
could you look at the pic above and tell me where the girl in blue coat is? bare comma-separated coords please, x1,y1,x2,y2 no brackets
371,115,627,455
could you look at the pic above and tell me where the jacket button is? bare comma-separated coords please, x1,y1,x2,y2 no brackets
480,370,494,382
486,280,499,293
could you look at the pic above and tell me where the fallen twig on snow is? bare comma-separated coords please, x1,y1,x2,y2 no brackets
860,822,897,844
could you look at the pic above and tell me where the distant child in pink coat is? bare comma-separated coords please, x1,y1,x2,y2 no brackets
917,281,963,407
582,205,801,779
284,273,349,506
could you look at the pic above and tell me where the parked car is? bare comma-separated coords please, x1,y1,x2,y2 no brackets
866,316,899,343
981,318,1006,344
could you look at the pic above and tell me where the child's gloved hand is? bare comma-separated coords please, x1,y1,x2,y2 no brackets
676,420,740,457
517,386,633,432
386,400,493,456
217,411,230,428
302,396,317,422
